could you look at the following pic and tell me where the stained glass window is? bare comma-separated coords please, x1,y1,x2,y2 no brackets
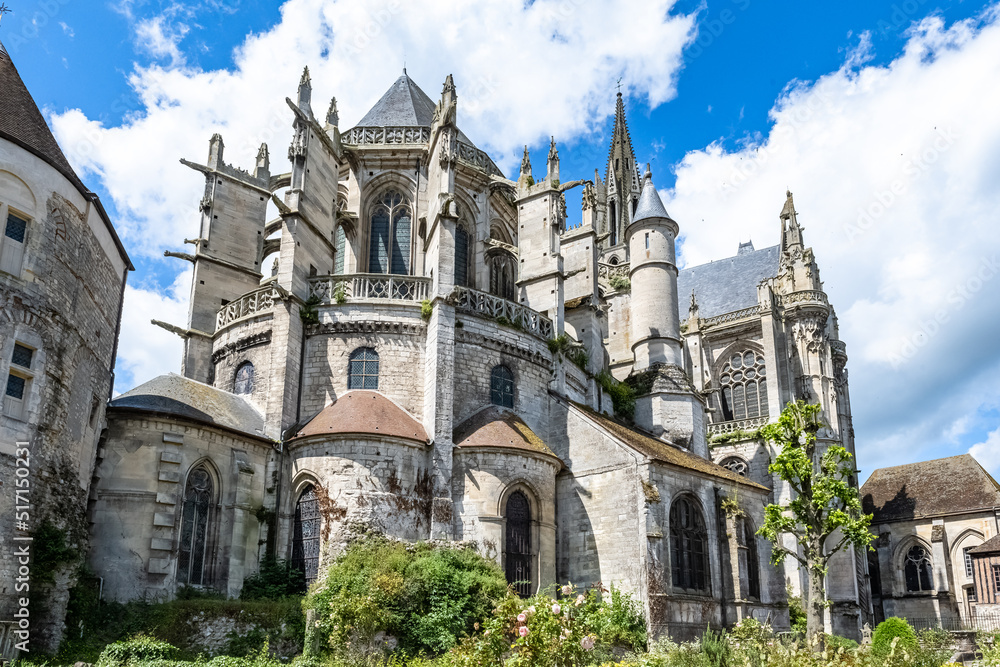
233,362,254,395
505,490,532,597
178,466,214,586
490,365,514,408
719,351,768,421
455,225,470,287
670,496,709,592
291,486,321,585
904,545,933,592
348,347,379,390
368,191,411,275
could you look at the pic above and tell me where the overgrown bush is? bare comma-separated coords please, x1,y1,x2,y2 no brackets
240,557,306,600
97,634,177,667
305,535,508,658
595,370,636,421
980,629,1000,666
786,587,808,636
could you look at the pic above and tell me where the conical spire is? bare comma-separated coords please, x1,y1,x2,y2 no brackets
631,165,669,223
604,92,641,245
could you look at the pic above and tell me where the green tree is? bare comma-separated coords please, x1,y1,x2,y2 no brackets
756,401,874,645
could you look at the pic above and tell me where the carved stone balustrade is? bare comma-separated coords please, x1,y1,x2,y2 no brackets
452,286,554,340
707,415,770,436
308,274,431,304
216,285,279,332
342,126,431,146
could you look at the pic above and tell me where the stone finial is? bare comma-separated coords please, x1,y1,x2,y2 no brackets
547,137,560,183
548,136,558,162
688,290,698,316
255,143,270,179
519,145,532,180
442,73,455,93
297,66,313,116
207,133,225,168
326,97,339,127
299,66,312,87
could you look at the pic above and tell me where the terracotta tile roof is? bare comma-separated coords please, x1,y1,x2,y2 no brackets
569,403,768,491
970,534,1000,555
861,454,1000,523
453,407,561,465
292,391,428,443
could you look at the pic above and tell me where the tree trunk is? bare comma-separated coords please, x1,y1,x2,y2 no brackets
807,566,826,649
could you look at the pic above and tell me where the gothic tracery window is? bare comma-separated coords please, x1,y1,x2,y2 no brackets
488,252,516,301
719,350,768,421
670,496,709,592
490,365,514,409
504,490,532,597
178,466,215,586
904,544,934,592
291,485,321,585
736,516,761,600
233,362,254,395
719,456,748,477
455,224,470,287
368,190,412,275
348,347,379,390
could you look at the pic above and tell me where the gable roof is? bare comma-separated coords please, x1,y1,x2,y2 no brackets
970,534,1000,556
292,391,428,443
0,41,132,269
569,403,768,491
109,373,266,438
453,406,561,464
861,454,1000,523
350,72,472,144
676,244,779,320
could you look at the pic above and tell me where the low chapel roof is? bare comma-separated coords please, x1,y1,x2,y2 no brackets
970,534,1000,556
861,454,1000,523
569,403,768,491
349,72,472,144
676,244,780,320
453,407,562,465
109,373,266,438
292,391,429,444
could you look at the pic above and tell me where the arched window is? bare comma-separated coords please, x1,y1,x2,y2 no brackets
608,256,619,266
233,362,254,395
904,544,933,592
736,516,760,600
670,496,709,592
291,485,321,585
719,456,748,477
334,224,346,275
455,225,470,287
505,490,532,596
609,200,618,246
490,365,514,408
488,253,516,302
178,466,215,586
368,190,411,275
1,209,29,276
348,347,379,390
719,350,768,421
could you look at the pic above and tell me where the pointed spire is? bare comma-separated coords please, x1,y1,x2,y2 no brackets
299,66,312,87
326,96,339,127
604,90,641,246
631,165,670,223
520,145,532,181
547,136,559,183
548,136,559,162
255,143,270,179
780,190,803,252
297,66,312,117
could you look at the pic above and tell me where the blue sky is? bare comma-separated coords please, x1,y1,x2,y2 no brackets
4,0,1000,481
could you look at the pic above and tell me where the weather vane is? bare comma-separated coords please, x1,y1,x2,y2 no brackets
616,77,623,94
0,3,12,26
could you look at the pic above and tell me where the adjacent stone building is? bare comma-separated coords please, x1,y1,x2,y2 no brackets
0,40,132,653
861,453,1000,628
84,69,870,639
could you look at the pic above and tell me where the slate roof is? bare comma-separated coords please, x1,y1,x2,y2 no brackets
292,391,428,443
110,373,266,438
453,407,561,464
631,171,670,223
970,534,1000,555
569,403,768,491
861,454,1000,523
350,72,472,143
0,40,132,268
676,244,780,319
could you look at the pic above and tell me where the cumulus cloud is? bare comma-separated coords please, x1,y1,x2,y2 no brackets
970,428,1000,478
663,7,1000,475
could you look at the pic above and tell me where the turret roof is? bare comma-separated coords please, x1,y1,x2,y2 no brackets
631,168,670,223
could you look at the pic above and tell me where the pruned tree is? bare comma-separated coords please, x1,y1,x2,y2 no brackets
756,401,874,645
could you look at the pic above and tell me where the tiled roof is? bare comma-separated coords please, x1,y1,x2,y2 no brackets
861,454,1000,523
970,534,1000,555
292,391,428,443
677,245,780,319
453,406,561,464
350,73,472,143
110,373,266,438
569,403,768,491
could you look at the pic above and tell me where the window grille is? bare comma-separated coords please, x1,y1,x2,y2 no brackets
670,496,709,592
490,365,514,408
178,467,214,586
719,351,768,420
505,490,531,596
348,348,379,390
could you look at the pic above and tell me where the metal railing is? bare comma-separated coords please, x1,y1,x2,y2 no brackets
216,285,279,331
342,126,431,146
707,416,770,436
453,286,554,340
308,273,431,304
904,613,1000,632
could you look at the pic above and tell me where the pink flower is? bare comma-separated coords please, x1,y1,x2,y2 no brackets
551,604,561,615
575,594,585,606
519,626,529,637
561,585,572,596
527,606,536,615
517,613,527,623
581,635,595,651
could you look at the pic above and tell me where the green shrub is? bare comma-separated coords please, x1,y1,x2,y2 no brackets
305,535,508,657
97,634,177,667
420,299,433,320
980,629,1000,667
609,275,631,291
786,588,808,635
596,370,636,420
871,617,918,661
699,628,731,667
240,556,306,600
822,633,858,652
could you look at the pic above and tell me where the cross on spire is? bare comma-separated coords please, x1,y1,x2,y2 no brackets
616,77,623,95
0,3,12,26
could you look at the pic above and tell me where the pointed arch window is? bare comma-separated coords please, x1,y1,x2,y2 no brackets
233,362,254,395
490,365,514,408
291,485,321,585
178,466,215,586
348,347,379,390
609,200,618,246
368,190,411,275
904,544,933,592
488,252,516,302
455,224,470,287
719,350,768,421
670,496,709,592
505,490,532,596
736,515,760,600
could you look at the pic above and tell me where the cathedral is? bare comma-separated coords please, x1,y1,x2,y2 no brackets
0,53,869,651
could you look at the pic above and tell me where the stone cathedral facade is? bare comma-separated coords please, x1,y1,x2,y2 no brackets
75,70,868,639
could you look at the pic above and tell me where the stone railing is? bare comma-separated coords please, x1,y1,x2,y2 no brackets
309,273,431,304
456,140,504,177
216,285,279,331
342,126,432,146
777,290,829,307
453,286,554,339
598,261,630,281
701,305,763,328
707,415,770,436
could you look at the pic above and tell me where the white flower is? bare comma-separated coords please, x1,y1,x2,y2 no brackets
581,635,595,651
561,585,572,596
551,603,561,615
575,594,585,606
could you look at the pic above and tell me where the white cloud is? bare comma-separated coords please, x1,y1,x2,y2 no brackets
134,15,190,67
663,7,1000,475
970,428,1000,478
59,21,75,38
